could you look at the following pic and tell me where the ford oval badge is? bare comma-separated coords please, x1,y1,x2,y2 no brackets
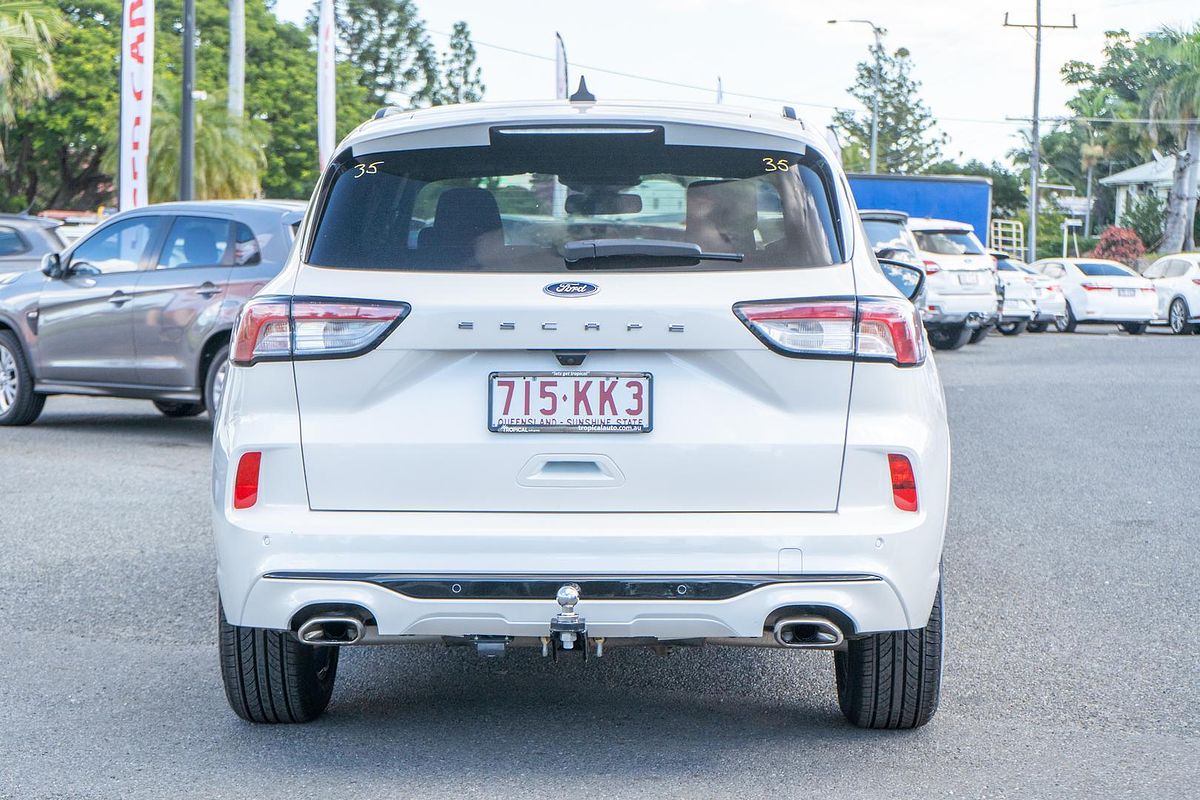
544,281,599,298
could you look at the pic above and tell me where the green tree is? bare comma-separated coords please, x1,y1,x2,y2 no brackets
833,45,946,174
433,20,482,104
1141,24,1200,252
0,0,66,164
316,0,439,108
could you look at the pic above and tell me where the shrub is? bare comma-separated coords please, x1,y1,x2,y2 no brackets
1089,226,1145,267
1122,192,1165,250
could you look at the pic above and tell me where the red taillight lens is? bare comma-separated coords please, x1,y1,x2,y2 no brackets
230,297,410,366
1192,279,1200,286
231,300,290,365
888,453,918,512
1139,286,1156,293
233,451,262,509
1080,282,1111,292
922,259,941,276
734,298,926,366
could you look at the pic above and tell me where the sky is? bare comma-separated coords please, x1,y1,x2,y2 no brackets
271,0,1198,167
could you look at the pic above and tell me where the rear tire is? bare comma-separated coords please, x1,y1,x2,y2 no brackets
927,324,971,351
153,400,205,418
968,325,991,344
835,577,944,730
204,345,230,420
218,603,339,723
0,331,45,426
1168,298,1195,335
1119,322,1147,335
1055,303,1078,333
996,320,1027,336
1026,321,1048,333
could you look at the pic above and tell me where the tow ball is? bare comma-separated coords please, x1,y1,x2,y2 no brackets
544,583,591,660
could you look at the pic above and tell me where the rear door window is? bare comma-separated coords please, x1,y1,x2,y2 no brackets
158,217,232,269
307,133,843,272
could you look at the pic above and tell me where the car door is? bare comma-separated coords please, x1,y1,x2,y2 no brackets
34,215,165,385
132,215,235,388
1142,260,1169,317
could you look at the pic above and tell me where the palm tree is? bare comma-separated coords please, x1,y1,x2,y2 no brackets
147,83,268,202
1143,24,1200,252
0,0,65,158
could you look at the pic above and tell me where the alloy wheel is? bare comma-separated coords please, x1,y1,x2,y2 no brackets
210,359,229,414
1169,299,1186,334
0,344,17,414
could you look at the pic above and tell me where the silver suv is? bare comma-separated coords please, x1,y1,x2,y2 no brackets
0,200,302,425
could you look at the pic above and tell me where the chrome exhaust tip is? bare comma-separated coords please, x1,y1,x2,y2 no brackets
296,615,365,645
772,616,844,649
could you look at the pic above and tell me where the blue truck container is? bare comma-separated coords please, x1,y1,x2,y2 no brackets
847,174,993,245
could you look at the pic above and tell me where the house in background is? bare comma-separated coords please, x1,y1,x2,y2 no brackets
1100,152,1200,224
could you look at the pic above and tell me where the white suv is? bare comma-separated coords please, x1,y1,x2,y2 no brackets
1143,253,1200,334
908,218,1000,349
213,99,950,729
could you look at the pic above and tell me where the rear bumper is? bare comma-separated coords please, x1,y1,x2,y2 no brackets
924,290,999,328
214,506,944,637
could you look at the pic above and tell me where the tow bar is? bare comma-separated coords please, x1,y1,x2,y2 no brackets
544,583,591,660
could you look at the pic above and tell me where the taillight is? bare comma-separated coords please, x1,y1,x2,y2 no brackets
1140,286,1156,293
233,451,262,509
1192,279,1200,286
230,296,410,365
922,259,941,276
1080,282,1111,292
734,297,926,366
888,454,918,512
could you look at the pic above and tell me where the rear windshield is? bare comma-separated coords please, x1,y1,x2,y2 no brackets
1074,261,1133,277
913,229,984,256
862,219,908,250
307,134,843,272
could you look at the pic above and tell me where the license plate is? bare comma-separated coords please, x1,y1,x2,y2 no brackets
489,372,652,433
958,272,980,285
1118,288,1135,297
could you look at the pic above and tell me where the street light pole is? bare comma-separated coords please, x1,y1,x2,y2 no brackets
180,0,196,201
828,19,886,174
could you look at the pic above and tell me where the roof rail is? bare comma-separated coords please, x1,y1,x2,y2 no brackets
372,106,407,120
780,106,804,127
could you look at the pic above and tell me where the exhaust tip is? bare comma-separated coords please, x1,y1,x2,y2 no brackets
772,616,844,649
296,615,365,645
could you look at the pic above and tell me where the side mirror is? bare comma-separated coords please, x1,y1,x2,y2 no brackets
878,258,926,303
40,252,63,278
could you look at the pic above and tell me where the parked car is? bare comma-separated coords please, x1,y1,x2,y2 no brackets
212,99,950,729
859,209,928,311
989,251,1037,335
1009,260,1067,332
1143,253,1200,334
0,214,66,276
0,200,304,425
1031,258,1157,334
907,217,999,349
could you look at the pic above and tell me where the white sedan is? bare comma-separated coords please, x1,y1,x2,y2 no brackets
1032,258,1157,334
990,251,1037,335
1143,253,1200,334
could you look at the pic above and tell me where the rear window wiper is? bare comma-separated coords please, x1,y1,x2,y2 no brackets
563,238,744,269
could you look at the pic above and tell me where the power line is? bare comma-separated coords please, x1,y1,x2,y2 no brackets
429,29,1200,129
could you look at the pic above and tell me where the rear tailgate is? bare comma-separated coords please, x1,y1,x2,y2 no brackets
291,266,856,512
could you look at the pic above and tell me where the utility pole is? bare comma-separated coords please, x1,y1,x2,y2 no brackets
228,0,245,119
828,19,886,174
1005,3,1076,262
180,0,196,200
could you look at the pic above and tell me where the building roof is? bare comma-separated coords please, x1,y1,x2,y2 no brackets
1098,154,1194,188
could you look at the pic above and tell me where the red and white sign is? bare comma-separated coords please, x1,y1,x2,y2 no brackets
317,0,336,169
119,0,154,211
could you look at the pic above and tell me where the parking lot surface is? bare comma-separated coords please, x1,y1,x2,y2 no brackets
1,331,1196,799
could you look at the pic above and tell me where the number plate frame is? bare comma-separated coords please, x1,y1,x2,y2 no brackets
488,371,653,433
1118,288,1136,298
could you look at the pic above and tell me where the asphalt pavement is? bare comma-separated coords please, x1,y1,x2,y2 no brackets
1,329,1197,799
